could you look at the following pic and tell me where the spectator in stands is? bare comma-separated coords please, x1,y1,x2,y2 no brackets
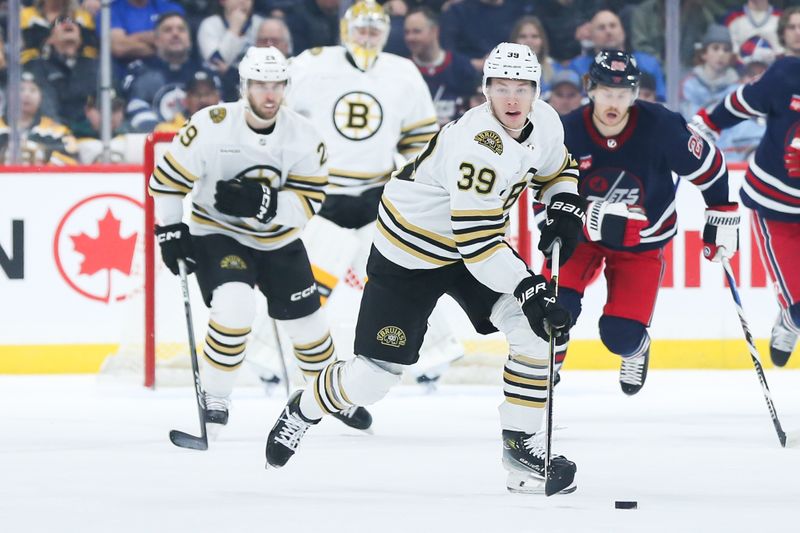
568,9,667,101
198,0,263,73
382,0,411,56
255,16,293,57
637,71,658,103
679,24,738,119
630,0,721,68
779,5,800,55
439,0,533,70
21,0,98,63
72,93,139,163
285,0,340,55
0,72,78,165
546,70,584,116
156,69,222,132
404,6,478,125
27,14,99,130
724,0,783,59
535,0,604,63
108,0,185,72
510,16,561,96
122,12,201,132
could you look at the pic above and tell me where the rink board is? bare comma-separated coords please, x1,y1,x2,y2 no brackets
2,165,796,373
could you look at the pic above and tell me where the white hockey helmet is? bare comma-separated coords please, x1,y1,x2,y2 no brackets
482,42,542,103
340,0,390,71
238,46,289,96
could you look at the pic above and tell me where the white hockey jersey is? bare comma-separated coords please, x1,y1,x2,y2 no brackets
374,101,580,295
287,46,438,196
148,100,328,251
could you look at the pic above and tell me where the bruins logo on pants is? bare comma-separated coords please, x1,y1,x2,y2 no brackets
333,91,383,141
220,255,247,269
377,326,406,348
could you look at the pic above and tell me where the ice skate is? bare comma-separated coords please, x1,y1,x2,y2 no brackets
203,393,230,426
502,430,576,495
619,348,649,395
770,313,797,367
332,405,373,432
266,391,318,468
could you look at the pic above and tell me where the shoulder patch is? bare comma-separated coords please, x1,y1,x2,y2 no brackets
209,107,226,124
474,130,503,155
309,47,323,56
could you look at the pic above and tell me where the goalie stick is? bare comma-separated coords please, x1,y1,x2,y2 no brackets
721,258,787,448
545,240,561,496
169,259,209,451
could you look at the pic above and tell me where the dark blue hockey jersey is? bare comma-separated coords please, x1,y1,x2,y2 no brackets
559,100,731,252
704,56,800,222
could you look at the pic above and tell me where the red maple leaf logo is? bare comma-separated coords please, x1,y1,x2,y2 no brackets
71,208,138,278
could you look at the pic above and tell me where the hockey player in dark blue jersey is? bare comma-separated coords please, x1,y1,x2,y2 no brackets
692,7,800,367
552,50,740,394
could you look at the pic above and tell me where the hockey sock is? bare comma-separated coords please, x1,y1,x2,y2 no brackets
202,282,255,398
278,309,336,379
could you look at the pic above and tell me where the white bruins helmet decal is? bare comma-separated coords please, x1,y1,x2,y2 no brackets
332,91,383,140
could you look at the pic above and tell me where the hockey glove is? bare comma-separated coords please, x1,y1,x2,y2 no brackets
689,109,720,143
784,137,800,178
214,178,278,224
702,204,740,262
514,275,572,341
154,222,196,276
538,192,587,266
585,201,649,247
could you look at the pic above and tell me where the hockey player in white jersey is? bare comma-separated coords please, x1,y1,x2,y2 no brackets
287,0,463,385
149,46,371,433
266,43,586,495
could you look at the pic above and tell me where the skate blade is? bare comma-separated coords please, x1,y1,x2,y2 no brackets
506,471,577,495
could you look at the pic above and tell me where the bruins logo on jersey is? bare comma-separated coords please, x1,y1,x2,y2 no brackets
209,107,227,123
474,130,503,155
231,164,282,187
377,326,406,348
220,255,247,270
333,91,383,141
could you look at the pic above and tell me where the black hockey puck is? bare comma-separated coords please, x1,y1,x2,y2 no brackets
615,501,638,509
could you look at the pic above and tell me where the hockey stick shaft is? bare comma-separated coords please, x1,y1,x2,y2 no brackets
269,318,291,398
545,240,561,495
169,259,208,450
721,258,787,447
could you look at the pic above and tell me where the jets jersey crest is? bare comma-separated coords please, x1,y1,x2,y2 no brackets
148,100,329,251
288,46,438,196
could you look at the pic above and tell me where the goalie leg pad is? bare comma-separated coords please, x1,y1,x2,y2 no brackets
491,294,550,434
202,282,256,398
277,308,336,379
298,355,402,419
302,215,361,303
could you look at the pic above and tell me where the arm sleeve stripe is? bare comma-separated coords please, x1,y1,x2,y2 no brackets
398,133,436,146
329,168,393,179
287,173,328,185
293,193,316,219
381,197,458,251
461,240,507,263
451,207,504,219
401,117,438,133
154,166,192,193
164,152,199,183
452,219,507,236
539,175,579,196
283,184,326,202
455,231,506,247
532,147,571,182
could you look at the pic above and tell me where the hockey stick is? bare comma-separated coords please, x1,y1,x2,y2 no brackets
169,259,209,451
721,257,787,448
269,318,291,398
544,240,561,496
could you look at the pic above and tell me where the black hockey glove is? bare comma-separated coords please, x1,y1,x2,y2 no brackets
538,192,586,266
514,275,572,341
214,178,278,224
154,222,196,276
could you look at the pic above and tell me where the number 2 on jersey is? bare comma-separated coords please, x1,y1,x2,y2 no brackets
458,162,496,194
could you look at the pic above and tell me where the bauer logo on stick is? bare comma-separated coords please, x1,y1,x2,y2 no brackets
377,326,407,348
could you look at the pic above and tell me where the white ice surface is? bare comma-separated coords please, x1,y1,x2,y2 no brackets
2,371,799,533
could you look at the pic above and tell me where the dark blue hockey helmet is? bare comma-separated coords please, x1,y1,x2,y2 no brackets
586,49,641,92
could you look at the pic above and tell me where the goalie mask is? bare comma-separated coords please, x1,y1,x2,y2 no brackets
341,0,390,71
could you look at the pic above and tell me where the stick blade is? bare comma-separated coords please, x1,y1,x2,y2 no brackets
169,429,208,450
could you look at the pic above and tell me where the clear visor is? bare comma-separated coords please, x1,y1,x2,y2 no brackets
246,79,287,95
590,85,637,108
485,81,537,100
